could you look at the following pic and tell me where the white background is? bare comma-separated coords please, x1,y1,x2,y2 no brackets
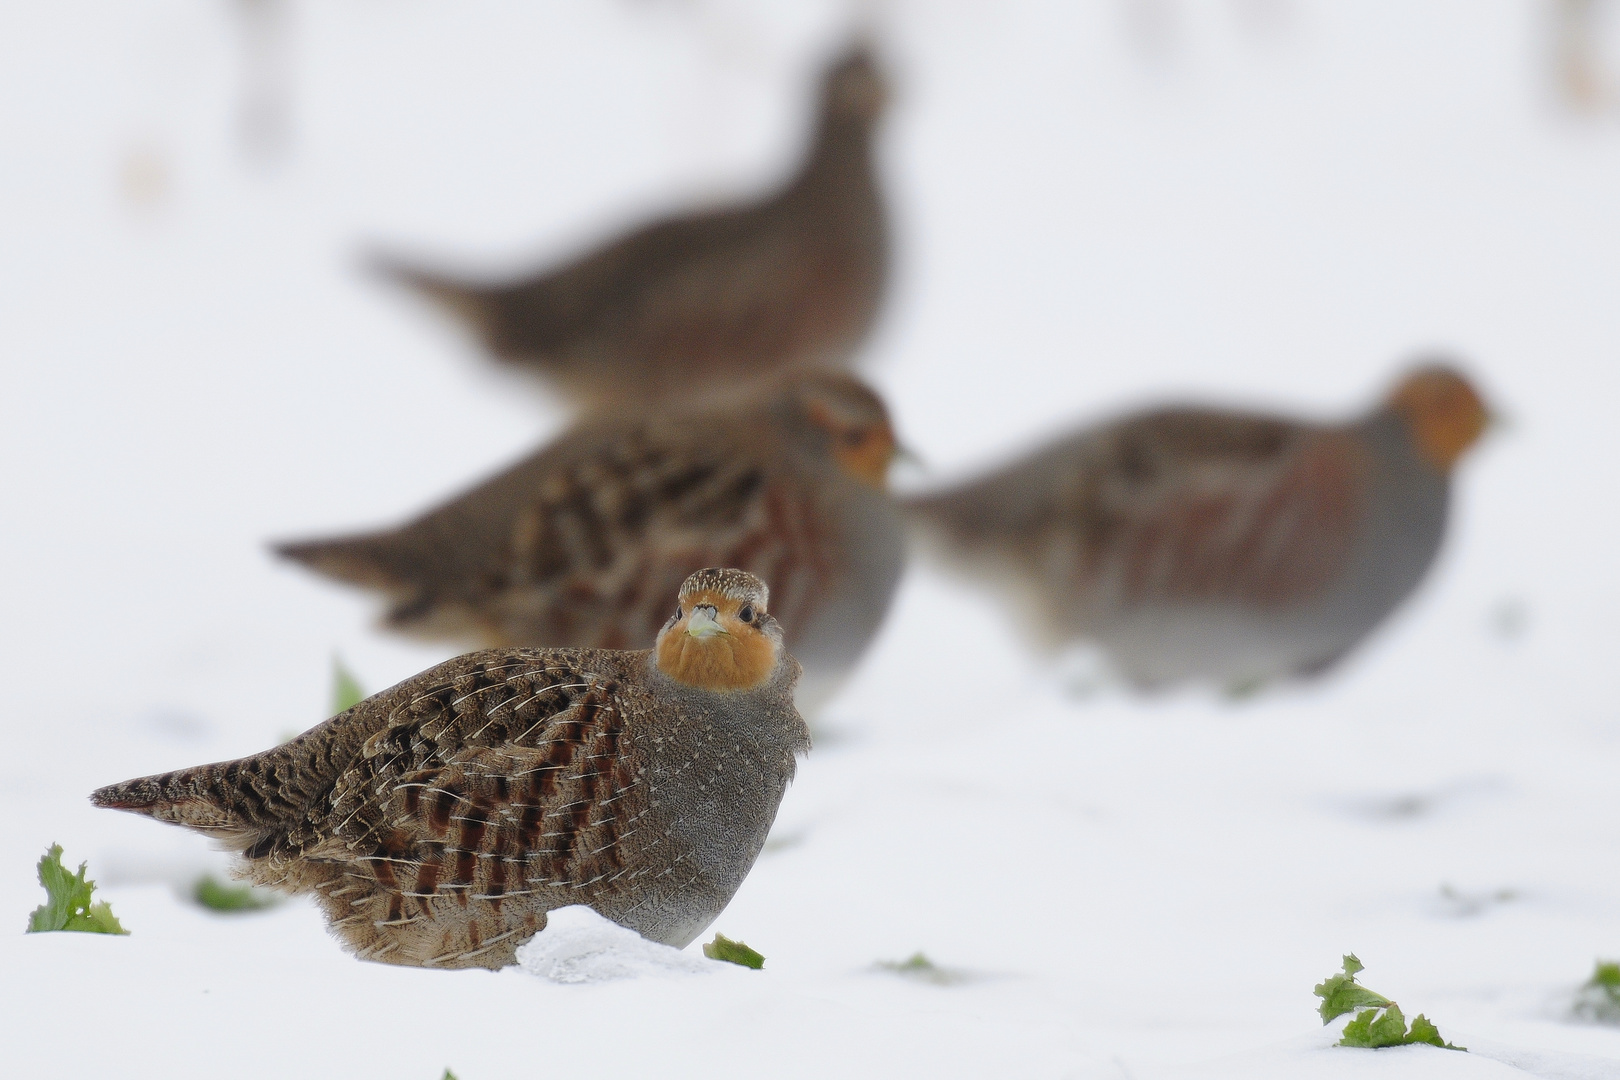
3,1,1619,1076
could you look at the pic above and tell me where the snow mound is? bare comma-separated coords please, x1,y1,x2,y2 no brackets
514,906,718,984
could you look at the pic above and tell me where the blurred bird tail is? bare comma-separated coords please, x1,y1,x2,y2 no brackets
274,531,409,591
364,249,495,332
275,532,459,639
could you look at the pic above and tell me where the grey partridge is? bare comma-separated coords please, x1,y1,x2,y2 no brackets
92,568,808,969
905,364,1492,690
372,43,889,406
275,371,906,710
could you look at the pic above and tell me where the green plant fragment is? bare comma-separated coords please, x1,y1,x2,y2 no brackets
332,655,366,716
1314,954,1391,1022
1406,1014,1458,1049
441,1071,458,1080
881,952,937,974
1314,954,1463,1050
26,844,129,935
703,933,764,969
193,874,279,913
876,951,973,986
1573,960,1620,1023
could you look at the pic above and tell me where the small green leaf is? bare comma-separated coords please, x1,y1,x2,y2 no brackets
332,655,366,716
1317,954,1463,1050
1314,954,1391,1022
1573,959,1620,1023
193,874,279,913
702,932,764,969
876,951,974,986
881,952,937,975
1407,1014,1464,1050
1340,1003,1403,1048
441,1071,459,1080
26,844,129,935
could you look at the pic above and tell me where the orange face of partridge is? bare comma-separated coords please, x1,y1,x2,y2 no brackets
654,584,781,692
1386,366,1491,472
807,398,898,489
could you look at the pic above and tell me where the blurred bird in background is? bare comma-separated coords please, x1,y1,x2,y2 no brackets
369,42,890,408
1549,0,1617,112
905,364,1491,693
277,371,905,711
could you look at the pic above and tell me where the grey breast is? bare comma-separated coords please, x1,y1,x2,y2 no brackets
603,663,806,948
790,477,906,709
1198,411,1450,683
1309,410,1450,658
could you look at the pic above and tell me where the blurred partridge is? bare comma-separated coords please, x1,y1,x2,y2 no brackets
372,43,889,406
906,364,1491,690
276,371,905,709
93,569,808,969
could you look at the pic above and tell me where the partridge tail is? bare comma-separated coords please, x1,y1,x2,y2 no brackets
91,762,276,851
91,725,357,856
274,531,469,640
366,250,499,336
274,529,412,592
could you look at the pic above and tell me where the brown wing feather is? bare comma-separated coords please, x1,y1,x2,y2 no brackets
265,649,656,967
278,412,840,656
1081,411,1369,610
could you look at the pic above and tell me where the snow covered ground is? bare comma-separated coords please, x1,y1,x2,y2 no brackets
4,1,1620,1076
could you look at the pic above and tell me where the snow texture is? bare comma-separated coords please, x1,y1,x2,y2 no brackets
3,0,1620,1077
515,906,721,984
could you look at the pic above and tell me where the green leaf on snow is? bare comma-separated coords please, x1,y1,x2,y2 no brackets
1314,954,1391,1022
875,951,974,986
1573,959,1620,1023
193,874,280,913
26,844,129,935
1314,955,1463,1050
703,933,764,969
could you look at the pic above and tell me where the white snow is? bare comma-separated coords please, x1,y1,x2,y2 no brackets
514,905,722,984
3,1,1620,1077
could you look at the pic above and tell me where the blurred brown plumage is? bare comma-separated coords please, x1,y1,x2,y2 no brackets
371,43,889,406
276,371,905,709
906,364,1491,691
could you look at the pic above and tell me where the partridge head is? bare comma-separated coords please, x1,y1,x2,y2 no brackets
1384,363,1490,472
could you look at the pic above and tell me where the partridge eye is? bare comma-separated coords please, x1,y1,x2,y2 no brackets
738,604,755,624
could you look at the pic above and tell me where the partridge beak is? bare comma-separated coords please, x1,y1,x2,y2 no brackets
685,606,726,639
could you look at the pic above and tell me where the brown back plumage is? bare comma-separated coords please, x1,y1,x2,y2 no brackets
371,43,889,405
910,408,1367,621
274,372,905,695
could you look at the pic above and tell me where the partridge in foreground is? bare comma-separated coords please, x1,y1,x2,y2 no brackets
92,569,808,969
906,364,1491,690
371,43,889,406
275,371,905,710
